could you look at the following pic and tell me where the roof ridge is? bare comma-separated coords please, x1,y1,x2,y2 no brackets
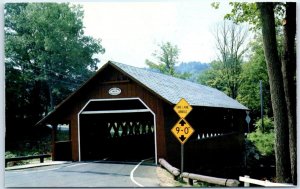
109,60,247,110
109,60,210,87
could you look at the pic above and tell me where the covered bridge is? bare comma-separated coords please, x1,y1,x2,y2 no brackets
37,61,248,176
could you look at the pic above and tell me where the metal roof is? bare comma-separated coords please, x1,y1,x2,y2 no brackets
110,61,248,110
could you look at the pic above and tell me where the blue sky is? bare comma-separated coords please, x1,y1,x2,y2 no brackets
80,1,233,67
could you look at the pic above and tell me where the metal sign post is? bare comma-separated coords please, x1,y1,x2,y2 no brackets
245,111,251,133
171,98,194,174
181,144,185,174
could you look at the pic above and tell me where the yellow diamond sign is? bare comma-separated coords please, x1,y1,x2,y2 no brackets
173,98,193,119
171,118,194,144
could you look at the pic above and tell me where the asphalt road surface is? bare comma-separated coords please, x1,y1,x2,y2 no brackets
5,161,160,187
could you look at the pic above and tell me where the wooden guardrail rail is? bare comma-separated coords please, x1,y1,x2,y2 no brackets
181,172,240,186
159,158,239,186
158,158,180,179
5,154,51,167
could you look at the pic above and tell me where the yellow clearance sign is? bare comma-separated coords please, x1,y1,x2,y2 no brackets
172,98,194,144
173,98,193,119
171,118,194,144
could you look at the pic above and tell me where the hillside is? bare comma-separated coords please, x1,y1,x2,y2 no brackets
175,61,210,82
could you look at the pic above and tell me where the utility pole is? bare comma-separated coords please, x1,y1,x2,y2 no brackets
260,80,264,132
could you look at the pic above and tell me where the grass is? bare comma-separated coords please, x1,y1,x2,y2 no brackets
157,166,221,187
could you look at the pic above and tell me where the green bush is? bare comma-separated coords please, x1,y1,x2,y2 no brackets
248,116,275,156
254,116,274,133
5,151,17,158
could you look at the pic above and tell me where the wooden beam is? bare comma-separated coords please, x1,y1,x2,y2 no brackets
81,109,150,114
182,172,240,187
159,158,180,179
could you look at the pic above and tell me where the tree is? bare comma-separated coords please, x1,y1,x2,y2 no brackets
198,60,227,92
280,3,296,184
257,3,291,183
219,2,296,183
237,35,272,118
199,21,248,99
5,3,105,149
213,21,249,99
146,41,190,79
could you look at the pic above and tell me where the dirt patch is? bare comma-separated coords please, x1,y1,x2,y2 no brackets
156,166,192,187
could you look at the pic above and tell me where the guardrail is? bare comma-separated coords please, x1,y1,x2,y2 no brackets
158,159,294,187
5,154,51,167
239,175,294,187
159,158,180,179
182,172,240,186
158,158,239,186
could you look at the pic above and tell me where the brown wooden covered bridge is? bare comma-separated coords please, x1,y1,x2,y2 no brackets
37,61,248,176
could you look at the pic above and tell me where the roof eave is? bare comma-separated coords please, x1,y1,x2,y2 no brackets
108,61,174,106
35,62,111,126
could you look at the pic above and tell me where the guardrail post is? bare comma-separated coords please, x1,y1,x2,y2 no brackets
244,175,250,187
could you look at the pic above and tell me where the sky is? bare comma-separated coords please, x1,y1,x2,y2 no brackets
79,1,233,68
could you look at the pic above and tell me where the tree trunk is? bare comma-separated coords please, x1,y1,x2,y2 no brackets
47,81,54,111
281,2,296,185
257,2,291,183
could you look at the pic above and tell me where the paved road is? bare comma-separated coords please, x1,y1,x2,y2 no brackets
5,161,160,187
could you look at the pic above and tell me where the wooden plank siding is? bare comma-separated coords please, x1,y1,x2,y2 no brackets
162,104,246,177
46,65,167,161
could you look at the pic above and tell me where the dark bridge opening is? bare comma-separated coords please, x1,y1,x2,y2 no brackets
79,99,156,163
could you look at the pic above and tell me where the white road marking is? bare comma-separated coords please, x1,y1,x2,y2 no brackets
130,158,153,187
8,166,61,174
8,163,87,173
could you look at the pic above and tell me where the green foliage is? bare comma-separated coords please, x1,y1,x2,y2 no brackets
146,41,179,76
198,60,228,93
200,28,272,117
224,3,260,31
237,35,272,116
220,2,285,32
5,3,105,109
248,116,275,156
5,135,51,167
201,21,249,99
5,3,105,139
7,135,52,156
255,116,274,133
146,41,190,79
5,151,17,159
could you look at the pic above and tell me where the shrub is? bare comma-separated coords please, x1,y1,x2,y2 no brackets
254,116,274,133
5,151,17,158
248,116,275,156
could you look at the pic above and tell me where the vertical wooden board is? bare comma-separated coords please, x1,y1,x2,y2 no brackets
156,100,167,158
128,82,133,97
120,83,128,97
98,84,103,98
70,114,78,161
